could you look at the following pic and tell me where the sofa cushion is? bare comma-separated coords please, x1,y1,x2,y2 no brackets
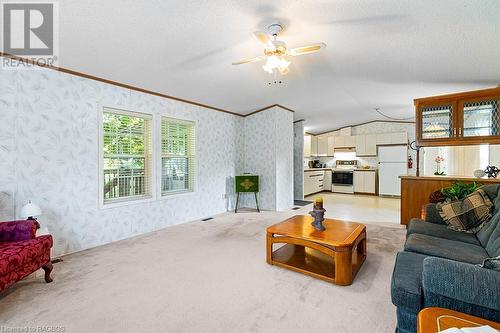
404,234,489,264
485,227,500,257
391,251,427,312
0,220,38,242
0,235,53,275
476,210,500,248
437,189,493,233
407,219,481,245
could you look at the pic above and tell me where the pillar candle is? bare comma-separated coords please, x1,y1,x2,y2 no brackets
315,196,323,209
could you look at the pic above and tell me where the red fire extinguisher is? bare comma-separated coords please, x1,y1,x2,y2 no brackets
408,155,413,169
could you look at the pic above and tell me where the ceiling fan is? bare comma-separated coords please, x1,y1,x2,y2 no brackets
232,23,326,75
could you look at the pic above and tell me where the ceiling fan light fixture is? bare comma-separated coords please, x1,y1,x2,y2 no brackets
262,55,290,75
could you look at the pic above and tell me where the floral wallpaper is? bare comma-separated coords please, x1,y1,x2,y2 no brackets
0,67,263,256
293,121,304,200
241,107,294,211
0,66,294,256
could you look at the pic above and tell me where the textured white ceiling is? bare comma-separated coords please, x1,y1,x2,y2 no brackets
54,0,500,133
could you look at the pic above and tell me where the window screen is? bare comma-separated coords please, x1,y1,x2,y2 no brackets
161,117,196,195
102,109,152,203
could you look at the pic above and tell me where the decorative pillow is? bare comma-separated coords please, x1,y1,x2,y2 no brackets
479,256,500,272
437,189,493,233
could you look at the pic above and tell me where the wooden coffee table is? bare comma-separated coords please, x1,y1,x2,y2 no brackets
418,307,500,332
266,215,366,286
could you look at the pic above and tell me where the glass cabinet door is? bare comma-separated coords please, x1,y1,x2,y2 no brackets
461,98,499,137
420,104,454,140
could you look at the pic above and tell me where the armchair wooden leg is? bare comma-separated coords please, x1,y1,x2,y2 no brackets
42,262,53,283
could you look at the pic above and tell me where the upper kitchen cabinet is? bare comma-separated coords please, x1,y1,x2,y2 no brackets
375,132,408,146
334,135,355,148
316,136,329,156
356,134,377,156
415,87,500,147
304,135,318,157
327,136,335,156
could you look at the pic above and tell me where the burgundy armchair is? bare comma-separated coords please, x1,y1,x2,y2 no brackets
0,220,53,293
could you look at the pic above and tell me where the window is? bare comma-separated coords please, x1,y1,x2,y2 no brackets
102,108,152,204
161,117,196,195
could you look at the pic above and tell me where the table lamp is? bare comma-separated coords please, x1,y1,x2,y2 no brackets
20,200,42,220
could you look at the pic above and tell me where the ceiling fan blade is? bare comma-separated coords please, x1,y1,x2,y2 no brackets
289,43,326,56
253,31,272,46
232,56,264,65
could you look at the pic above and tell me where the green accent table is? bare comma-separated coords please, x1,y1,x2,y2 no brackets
235,175,260,213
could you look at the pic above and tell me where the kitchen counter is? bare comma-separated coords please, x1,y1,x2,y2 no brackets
400,175,500,226
304,168,377,172
400,175,500,183
304,168,332,171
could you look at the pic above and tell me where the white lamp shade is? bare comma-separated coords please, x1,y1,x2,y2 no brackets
20,201,42,218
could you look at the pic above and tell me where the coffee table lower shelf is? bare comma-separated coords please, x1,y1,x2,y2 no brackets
268,240,366,285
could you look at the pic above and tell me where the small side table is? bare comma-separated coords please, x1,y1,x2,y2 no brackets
234,174,260,213
418,307,500,332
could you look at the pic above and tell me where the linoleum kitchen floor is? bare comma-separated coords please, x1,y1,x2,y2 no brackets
0,206,405,333
305,192,401,226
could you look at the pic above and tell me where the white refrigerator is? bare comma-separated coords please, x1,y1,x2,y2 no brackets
378,146,408,196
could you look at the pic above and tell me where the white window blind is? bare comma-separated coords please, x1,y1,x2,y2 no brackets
161,117,196,195
102,109,152,204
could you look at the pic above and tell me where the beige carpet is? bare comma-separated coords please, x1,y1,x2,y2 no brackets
0,208,406,333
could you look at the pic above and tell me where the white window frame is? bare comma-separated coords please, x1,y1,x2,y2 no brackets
98,106,156,209
157,116,197,198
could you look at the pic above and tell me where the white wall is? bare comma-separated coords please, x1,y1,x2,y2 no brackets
423,145,498,176
242,107,294,211
0,67,249,256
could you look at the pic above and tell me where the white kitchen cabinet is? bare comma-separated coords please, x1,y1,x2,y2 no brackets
355,135,365,155
304,135,318,156
311,136,318,156
333,135,355,148
376,132,408,145
304,171,325,196
390,132,408,144
365,134,377,156
376,133,391,145
355,135,377,156
317,136,328,156
327,136,335,156
364,171,376,193
323,170,332,191
353,170,376,194
304,136,311,157
345,136,355,147
353,171,363,192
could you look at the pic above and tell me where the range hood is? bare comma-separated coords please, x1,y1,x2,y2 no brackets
334,147,356,152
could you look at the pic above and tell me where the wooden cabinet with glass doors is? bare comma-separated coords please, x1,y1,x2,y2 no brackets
415,87,500,146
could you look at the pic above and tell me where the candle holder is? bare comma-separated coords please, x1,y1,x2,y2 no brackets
309,207,326,231
309,196,326,231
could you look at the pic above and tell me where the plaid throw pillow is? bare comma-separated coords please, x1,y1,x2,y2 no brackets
437,188,493,233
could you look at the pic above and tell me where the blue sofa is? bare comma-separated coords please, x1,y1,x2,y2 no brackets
391,184,500,333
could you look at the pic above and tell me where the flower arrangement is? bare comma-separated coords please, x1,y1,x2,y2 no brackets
434,155,446,175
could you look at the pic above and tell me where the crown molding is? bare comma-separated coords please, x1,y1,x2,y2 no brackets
0,52,243,116
244,104,295,117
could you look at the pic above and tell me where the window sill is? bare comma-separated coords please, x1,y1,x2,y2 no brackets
100,196,155,209
158,190,197,200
